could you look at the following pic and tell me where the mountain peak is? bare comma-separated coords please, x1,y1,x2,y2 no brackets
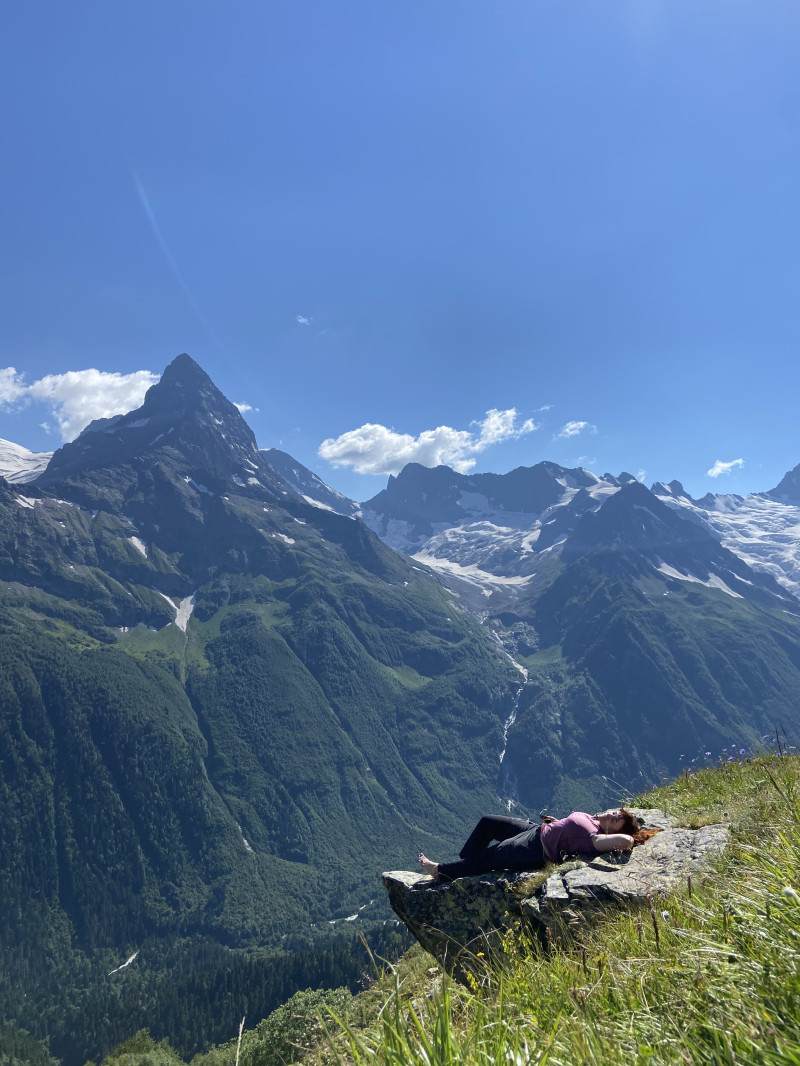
138,353,247,427
157,352,218,397
165,351,205,375
37,354,270,497
768,462,800,505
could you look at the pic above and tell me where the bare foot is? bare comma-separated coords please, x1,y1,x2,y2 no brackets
419,852,439,879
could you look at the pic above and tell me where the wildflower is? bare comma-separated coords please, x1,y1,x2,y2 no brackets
727,757,733,762
738,761,743,766
762,735,770,740
739,748,746,755
704,751,711,756
661,910,670,922
476,951,485,957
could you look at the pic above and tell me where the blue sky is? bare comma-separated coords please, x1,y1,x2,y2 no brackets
2,1,799,502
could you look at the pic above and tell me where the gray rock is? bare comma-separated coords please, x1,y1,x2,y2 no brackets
382,809,729,978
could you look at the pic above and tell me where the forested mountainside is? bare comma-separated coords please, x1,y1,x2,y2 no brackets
269,450,800,815
0,355,517,1062
4,354,800,1064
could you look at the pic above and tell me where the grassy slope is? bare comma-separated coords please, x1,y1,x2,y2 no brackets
329,751,800,1066
171,750,800,1066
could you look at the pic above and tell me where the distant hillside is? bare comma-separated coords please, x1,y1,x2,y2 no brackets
359,458,800,813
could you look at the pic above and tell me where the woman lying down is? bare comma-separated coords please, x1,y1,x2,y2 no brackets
419,809,653,881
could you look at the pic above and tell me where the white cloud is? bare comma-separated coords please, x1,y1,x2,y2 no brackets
474,408,538,447
707,458,744,478
296,314,311,326
556,420,596,439
318,408,539,476
234,402,255,413
637,469,646,482
0,366,158,441
0,367,27,406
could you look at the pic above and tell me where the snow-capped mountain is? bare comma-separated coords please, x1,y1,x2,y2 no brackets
0,438,53,483
6,354,800,1066
7,400,799,608
359,461,800,615
257,448,800,616
5,355,800,919
652,477,800,601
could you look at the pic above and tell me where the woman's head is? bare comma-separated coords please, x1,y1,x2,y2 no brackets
596,808,641,835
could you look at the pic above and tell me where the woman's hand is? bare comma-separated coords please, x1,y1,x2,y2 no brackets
591,832,634,853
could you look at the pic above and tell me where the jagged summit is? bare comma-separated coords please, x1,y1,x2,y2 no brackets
143,353,245,425
361,459,612,554
769,461,800,505
650,479,692,500
39,353,264,488
26,354,407,584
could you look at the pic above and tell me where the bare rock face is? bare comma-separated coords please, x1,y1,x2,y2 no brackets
382,809,729,978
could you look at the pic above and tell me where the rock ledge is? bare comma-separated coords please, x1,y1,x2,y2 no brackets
382,809,728,975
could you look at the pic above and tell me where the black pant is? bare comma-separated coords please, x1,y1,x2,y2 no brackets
437,815,545,881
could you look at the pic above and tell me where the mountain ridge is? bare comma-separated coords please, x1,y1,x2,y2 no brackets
4,354,800,1062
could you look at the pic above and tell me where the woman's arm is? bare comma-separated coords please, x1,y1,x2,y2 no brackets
590,833,634,853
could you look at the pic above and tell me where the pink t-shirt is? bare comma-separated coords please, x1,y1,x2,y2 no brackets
540,812,601,862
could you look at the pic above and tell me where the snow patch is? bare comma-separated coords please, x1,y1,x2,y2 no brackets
301,494,336,512
108,951,139,976
458,491,493,514
129,536,147,558
413,552,533,592
655,563,743,599
175,594,196,632
155,590,178,613
0,438,53,483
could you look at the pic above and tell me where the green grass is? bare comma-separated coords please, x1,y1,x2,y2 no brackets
381,664,432,690
93,754,800,1066
182,600,288,669
118,622,187,659
318,753,800,1066
518,644,564,669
